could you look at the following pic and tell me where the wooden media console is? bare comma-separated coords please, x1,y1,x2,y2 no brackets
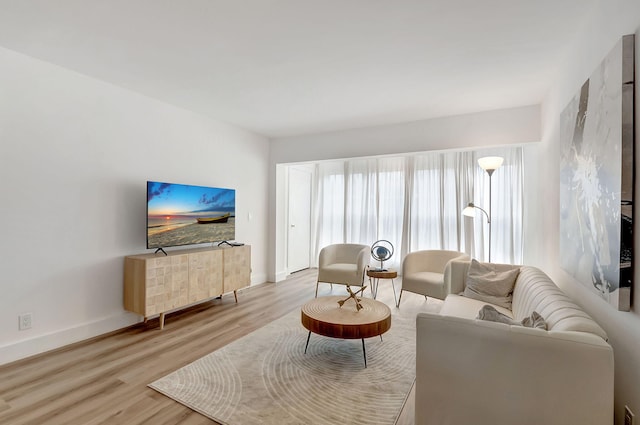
124,245,251,329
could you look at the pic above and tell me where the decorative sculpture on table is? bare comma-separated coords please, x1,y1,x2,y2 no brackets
337,285,367,311
371,240,394,272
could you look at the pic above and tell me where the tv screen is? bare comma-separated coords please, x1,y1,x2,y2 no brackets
147,181,236,249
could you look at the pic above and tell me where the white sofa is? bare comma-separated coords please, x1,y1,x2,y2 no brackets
416,260,614,425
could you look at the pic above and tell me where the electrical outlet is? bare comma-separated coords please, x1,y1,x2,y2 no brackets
626,406,635,425
18,313,32,331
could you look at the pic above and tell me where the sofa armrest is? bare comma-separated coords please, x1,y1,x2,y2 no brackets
415,313,613,425
445,259,471,294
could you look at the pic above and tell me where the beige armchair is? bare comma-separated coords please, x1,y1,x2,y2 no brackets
398,250,469,306
316,244,370,297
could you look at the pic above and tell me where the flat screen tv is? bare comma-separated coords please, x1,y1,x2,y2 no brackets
147,181,236,249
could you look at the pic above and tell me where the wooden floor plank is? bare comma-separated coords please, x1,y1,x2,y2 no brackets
0,269,421,425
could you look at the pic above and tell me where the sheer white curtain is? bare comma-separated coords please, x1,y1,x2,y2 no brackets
312,161,344,257
408,151,474,253
375,157,405,270
345,159,378,244
310,147,523,267
311,157,406,269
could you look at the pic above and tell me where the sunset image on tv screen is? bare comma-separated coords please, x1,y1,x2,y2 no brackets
146,181,236,249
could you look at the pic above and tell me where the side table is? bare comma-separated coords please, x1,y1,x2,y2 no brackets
367,268,398,307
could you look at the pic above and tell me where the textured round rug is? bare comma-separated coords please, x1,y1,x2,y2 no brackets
149,298,436,425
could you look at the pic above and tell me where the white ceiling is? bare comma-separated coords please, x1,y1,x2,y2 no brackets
0,0,597,138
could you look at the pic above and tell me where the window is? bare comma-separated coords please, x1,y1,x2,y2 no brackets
311,147,523,267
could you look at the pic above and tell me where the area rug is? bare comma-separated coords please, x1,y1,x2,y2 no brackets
149,299,437,425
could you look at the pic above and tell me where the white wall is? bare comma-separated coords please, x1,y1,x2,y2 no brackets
0,47,269,365
268,105,541,281
532,1,640,422
271,105,541,164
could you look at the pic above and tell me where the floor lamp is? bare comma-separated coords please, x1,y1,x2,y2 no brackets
463,156,503,262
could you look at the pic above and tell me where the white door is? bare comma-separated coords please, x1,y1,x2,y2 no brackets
287,167,312,273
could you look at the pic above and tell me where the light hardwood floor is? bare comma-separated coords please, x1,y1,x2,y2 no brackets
0,269,418,425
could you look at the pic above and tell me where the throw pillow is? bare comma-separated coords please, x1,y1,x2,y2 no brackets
476,304,516,325
477,305,548,330
521,311,547,330
463,259,520,309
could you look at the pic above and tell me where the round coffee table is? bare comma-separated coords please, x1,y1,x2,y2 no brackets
301,295,391,367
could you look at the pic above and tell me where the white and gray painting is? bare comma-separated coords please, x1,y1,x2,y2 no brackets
559,35,634,311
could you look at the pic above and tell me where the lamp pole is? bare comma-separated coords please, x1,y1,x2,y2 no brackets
486,168,494,263
464,202,490,261
476,156,503,263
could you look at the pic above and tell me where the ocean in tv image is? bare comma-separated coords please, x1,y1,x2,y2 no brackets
147,181,236,249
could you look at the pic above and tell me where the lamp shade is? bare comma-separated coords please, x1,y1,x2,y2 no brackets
477,156,504,171
462,204,476,217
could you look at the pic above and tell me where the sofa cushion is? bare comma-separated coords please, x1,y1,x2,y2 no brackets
445,261,609,341
462,259,520,309
440,294,514,320
477,304,547,330
521,311,547,329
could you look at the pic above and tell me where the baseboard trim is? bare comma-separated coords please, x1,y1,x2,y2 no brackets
0,312,140,366
251,272,268,285
1,272,274,366
274,271,288,282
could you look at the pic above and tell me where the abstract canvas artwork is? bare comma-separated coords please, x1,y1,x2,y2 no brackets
559,34,635,311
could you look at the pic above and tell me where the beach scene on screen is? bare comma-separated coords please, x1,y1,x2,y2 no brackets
147,182,235,248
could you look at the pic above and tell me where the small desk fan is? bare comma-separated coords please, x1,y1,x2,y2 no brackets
371,240,394,271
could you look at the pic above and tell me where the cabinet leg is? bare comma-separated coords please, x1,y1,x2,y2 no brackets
159,312,165,330
233,290,238,303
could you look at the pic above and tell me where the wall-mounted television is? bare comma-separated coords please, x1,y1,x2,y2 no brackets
147,181,236,249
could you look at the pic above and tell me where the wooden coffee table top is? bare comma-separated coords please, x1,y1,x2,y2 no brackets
301,296,391,340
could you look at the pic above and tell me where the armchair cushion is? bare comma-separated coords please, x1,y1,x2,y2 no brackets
318,263,359,284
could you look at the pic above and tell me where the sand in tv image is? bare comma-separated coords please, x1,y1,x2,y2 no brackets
147,181,236,249
559,34,634,311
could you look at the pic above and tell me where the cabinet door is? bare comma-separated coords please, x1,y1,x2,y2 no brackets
167,254,189,309
145,254,189,315
224,245,251,292
188,250,223,302
124,257,147,315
